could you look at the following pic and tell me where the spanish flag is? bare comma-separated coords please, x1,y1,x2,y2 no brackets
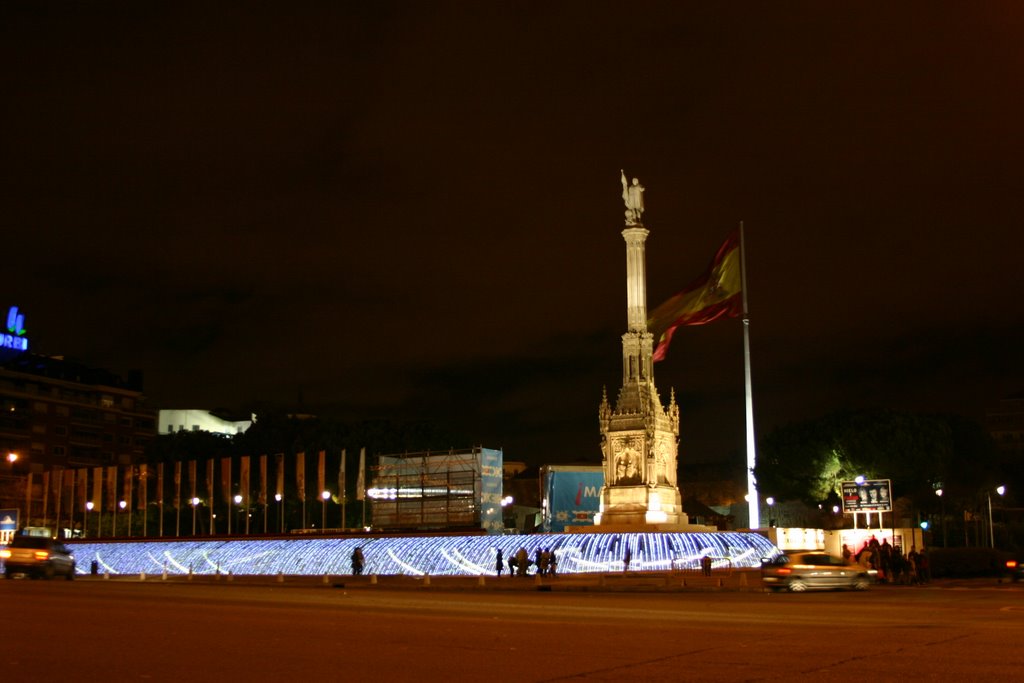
649,229,742,361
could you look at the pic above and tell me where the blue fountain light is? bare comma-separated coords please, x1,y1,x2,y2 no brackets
67,532,780,576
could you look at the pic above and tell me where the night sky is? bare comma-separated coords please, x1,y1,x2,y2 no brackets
3,3,1022,469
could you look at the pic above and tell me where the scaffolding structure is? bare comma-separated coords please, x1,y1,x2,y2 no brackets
368,447,503,533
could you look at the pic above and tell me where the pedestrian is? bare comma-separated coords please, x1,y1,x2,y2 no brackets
702,555,712,577
917,549,930,584
515,547,529,577
351,546,365,575
548,549,557,577
495,549,504,577
624,546,631,571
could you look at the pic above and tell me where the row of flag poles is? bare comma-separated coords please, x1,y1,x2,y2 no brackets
22,448,367,538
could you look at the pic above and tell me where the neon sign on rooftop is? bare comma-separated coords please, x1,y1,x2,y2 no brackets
2,306,28,352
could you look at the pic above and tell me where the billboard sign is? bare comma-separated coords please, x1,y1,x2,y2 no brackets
0,508,18,545
542,467,603,533
840,479,892,513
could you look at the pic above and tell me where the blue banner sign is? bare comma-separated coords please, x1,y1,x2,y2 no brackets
543,467,603,533
0,508,18,545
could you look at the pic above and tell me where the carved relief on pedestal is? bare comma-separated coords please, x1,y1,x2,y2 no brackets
655,444,669,485
610,434,644,485
651,435,678,487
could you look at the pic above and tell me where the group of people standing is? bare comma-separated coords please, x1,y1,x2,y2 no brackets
495,547,557,577
844,537,929,584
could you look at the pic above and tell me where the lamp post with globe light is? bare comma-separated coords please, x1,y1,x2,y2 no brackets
321,490,330,532
85,501,93,538
4,452,18,521
275,493,283,533
989,485,1006,548
935,488,946,547
233,494,243,536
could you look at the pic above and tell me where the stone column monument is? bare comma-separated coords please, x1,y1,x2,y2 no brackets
592,172,694,530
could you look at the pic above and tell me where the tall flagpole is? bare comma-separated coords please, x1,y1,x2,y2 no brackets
740,221,760,529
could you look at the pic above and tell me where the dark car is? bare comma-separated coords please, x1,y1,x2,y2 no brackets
762,551,873,592
1,536,76,580
1005,558,1024,582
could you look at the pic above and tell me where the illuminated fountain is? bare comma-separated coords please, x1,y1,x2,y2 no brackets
68,532,779,576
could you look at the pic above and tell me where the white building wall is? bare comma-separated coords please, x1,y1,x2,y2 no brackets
158,409,252,436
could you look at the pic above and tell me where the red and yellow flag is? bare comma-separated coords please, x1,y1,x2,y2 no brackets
649,230,742,362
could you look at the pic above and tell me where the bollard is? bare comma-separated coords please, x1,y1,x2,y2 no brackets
478,575,486,587
323,573,330,585
227,571,234,582
188,567,193,582
423,574,431,587
162,568,168,581
139,572,146,581
369,574,378,585
276,571,284,583
103,571,110,580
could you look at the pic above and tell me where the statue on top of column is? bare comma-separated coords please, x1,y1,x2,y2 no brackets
620,169,645,226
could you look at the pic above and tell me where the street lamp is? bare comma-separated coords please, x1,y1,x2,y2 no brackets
191,497,200,536
233,494,243,536
83,501,93,537
989,485,1006,548
321,490,330,532
275,493,283,533
935,489,946,547
766,497,776,528
84,501,93,538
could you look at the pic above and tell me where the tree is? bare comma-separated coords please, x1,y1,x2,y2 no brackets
756,409,994,510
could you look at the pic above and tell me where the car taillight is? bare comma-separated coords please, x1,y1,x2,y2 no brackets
1007,560,1018,569
34,551,49,560
776,568,792,575
0,549,10,559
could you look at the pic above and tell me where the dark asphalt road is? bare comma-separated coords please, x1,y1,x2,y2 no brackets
3,577,1022,682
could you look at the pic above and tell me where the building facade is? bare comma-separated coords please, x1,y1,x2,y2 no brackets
0,305,156,530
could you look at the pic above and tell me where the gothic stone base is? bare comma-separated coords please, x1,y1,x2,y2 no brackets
595,484,688,527
567,521,719,533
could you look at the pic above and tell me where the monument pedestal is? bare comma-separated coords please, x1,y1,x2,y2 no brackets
595,484,687,527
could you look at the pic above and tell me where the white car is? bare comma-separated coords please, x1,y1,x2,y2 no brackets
1,536,76,580
762,552,873,592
